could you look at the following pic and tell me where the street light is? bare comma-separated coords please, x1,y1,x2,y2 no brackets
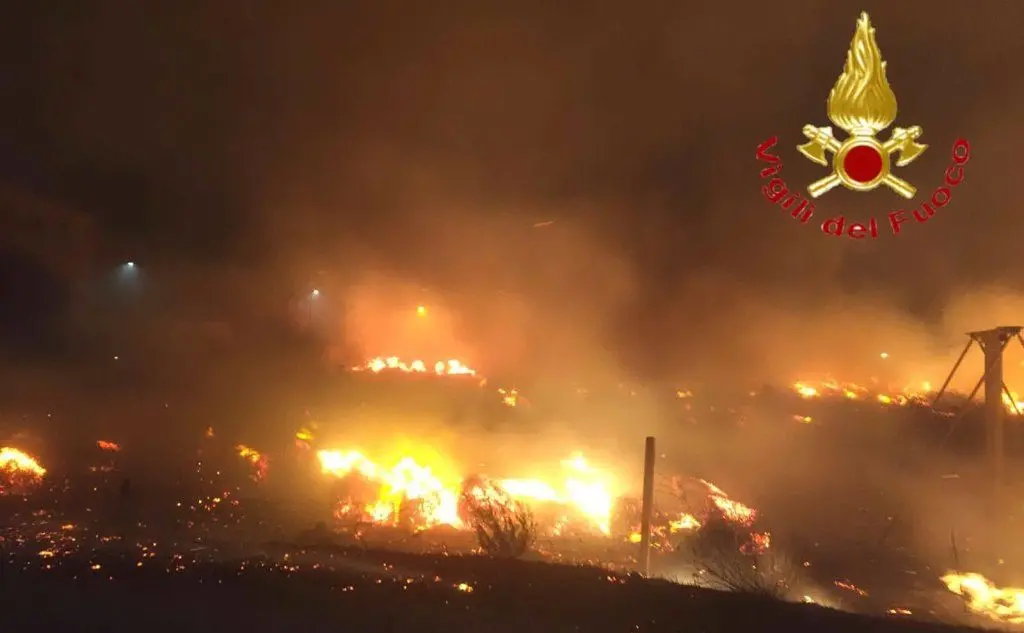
117,261,139,285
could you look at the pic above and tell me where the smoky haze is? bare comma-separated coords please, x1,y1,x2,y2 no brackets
3,5,1024,605
0,1,1019,385
2,0,1024,526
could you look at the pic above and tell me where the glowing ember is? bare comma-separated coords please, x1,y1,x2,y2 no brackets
295,423,317,450
834,579,869,597
628,511,702,545
498,387,519,407
701,479,756,525
942,572,1024,623
742,531,771,554
236,445,269,482
791,376,1024,415
669,512,702,531
96,440,121,452
353,356,476,376
789,379,947,410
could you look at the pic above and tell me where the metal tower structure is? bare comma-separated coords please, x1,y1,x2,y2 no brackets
933,326,1024,497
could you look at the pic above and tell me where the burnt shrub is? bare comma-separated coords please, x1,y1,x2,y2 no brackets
680,507,796,598
459,477,537,559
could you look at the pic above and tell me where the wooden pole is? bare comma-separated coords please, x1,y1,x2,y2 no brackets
977,330,1008,502
639,436,656,577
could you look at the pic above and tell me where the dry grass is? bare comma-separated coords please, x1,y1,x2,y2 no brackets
459,480,537,558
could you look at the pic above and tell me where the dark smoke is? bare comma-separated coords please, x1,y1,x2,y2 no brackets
0,2,1022,598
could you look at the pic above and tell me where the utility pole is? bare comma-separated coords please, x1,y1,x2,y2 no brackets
638,436,656,577
977,329,1010,493
934,326,1023,503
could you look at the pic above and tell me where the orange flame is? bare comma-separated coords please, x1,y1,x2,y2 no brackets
236,444,269,482
354,356,476,376
315,448,617,535
942,572,1024,623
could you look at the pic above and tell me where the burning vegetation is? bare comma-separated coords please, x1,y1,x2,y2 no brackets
942,572,1024,624
315,445,616,537
353,356,477,377
235,445,269,482
460,477,537,558
0,348,1022,629
786,376,1024,421
0,446,46,495
0,429,763,563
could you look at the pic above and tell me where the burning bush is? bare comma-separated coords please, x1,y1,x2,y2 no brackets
679,506,794,598
460,477,537,558
942,571,1024,624
235,445,269,483
0,447,46,496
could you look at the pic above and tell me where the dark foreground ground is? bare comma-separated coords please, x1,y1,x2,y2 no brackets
0,548,986,633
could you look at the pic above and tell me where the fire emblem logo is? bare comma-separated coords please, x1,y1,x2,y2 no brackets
797,12,928,199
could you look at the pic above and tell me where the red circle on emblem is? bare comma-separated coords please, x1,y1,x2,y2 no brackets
843,145,883,183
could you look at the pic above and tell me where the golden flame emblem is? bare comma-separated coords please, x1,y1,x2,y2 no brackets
797,12,927,199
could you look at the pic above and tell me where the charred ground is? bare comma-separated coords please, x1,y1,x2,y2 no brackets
0,549,984,633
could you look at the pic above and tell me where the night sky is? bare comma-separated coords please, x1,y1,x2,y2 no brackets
0,1,1021,378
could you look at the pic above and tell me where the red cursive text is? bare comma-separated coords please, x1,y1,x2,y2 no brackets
756,137,815,224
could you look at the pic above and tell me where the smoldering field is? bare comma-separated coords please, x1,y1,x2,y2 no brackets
5,263,1024,626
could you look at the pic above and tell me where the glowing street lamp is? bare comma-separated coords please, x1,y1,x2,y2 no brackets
117,260,139,286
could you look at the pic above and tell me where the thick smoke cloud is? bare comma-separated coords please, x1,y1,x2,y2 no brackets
3,1,1024,406
4,5,1024,596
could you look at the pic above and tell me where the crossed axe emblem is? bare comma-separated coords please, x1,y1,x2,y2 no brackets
797,125,927,199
